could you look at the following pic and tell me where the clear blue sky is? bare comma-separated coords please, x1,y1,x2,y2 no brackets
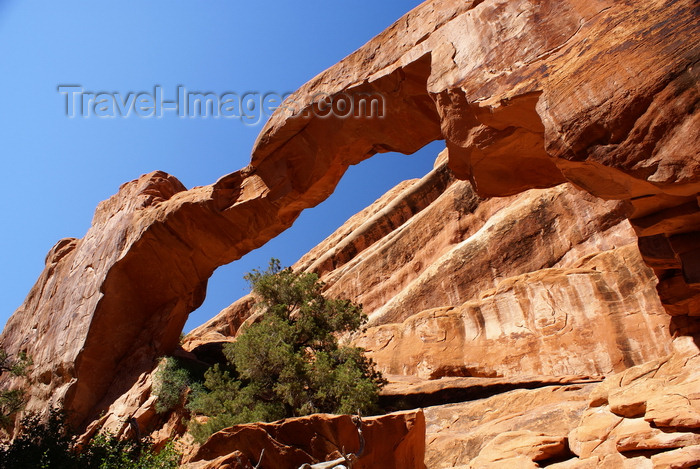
0,0,444,332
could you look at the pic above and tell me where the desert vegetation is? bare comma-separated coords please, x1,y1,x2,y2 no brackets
153,259,386,443
0,408,180,469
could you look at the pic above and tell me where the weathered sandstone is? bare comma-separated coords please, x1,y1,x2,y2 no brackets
181,410,426,469
254,0,700,317
191,163,646,338
196,164,672,381
380,374,601,412
564,346,700,468
356,244,671,379
302,166,639,327
0,1,696,463
423,345,700,468
110,157,676,456
424,382,595,468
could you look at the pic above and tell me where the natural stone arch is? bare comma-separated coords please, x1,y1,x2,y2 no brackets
0,0,697,430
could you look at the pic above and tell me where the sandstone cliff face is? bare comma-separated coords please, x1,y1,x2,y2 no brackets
0,0,697,466
299,161,637,327
319,182,637,326
0,173,195,428
424,381,596,468
179,160,678,467
253,0,700,318
356,245,670,380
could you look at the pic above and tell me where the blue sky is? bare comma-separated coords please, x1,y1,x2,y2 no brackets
0,0,444,332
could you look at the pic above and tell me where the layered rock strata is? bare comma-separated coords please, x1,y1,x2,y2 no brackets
356,245,671,380
424,382,596,468
422,344,700,468
194,161,673,381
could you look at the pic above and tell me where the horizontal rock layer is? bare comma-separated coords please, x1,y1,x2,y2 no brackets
356,244,671,379
424,344,700,468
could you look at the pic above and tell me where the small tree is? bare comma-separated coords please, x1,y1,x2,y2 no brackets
188,259,385,442
152,357,190,414
0,351,32,378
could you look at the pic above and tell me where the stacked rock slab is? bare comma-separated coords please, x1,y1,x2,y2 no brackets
421,342,700,468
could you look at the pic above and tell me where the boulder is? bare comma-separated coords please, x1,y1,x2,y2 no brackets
182,410,426,469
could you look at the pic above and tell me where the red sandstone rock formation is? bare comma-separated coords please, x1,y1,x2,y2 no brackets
194,162,672,380
180,161,680,467
190,160,650,334
0,0,697,466
423,382,596,468
181,410,426,469
423,341,700,468
254,0,700,318
300,162,638,326
356,244,671,379
92,157,677,455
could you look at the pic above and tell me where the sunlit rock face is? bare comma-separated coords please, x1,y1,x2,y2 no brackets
254,0,700,319
181,410,426,469
422,347,700,468
0,2,696,463
357,243,671,379
93,155,674,452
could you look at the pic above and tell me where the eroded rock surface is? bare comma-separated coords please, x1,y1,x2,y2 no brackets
356,244,671,379
181,410,426,469
182,157,680,466
196,161,672,380
253,0,700,318
564,345,700,469
301,163,640,328
424,382,595,468
424,343,700,468
0,0,697,458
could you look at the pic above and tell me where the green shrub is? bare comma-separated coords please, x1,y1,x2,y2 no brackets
187,259,385,442
0,408,180,469
0,409,75,468
0,350,32,377
0,389,25,430
82,434,180,469
152,357,190,414
0,349,32,432
187,364,286,442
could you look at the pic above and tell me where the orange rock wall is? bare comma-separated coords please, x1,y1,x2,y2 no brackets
182,410,426,469
357,245,671,379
